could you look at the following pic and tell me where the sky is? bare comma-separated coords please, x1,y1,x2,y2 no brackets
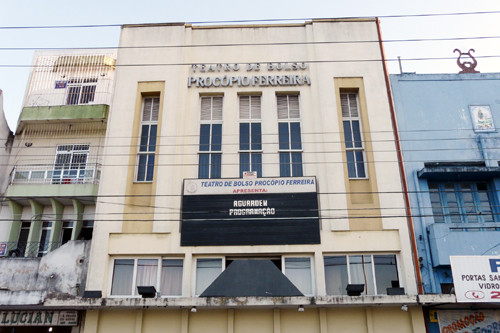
0,0,499,130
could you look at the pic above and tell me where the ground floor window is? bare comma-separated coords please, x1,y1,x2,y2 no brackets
110,258,183,296
194,256,314,296
324,254,399,295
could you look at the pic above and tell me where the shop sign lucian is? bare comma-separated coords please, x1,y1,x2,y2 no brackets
450,256,500,302
181,177,320,246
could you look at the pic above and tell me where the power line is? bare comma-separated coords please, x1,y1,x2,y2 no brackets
1,35,500,51
1,10,500,30
2,55,500,68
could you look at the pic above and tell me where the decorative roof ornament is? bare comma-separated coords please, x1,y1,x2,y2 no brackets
454,49,479,73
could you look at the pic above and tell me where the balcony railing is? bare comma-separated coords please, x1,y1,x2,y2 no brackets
0,241,62,258
10,163,101,185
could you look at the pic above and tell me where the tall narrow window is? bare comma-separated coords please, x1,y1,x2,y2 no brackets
38,221,53,257
136,97,159,182
341,93,366,178
239,95,262,177
277,94,302,177
199,96,222,179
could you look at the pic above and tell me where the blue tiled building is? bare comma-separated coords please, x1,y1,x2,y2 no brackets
391,72,500,331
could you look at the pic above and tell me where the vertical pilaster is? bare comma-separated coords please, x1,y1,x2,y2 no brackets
72,199,84,240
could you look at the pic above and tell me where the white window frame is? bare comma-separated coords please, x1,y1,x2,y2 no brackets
340,92,368,179
66,77,98,105
135,97,160,183
109,257,184,298
324,253,402,296
193,255,315,297
193,256,225,296
198,96,223,179
239,95,263,177
277,94,303,177
282,255,315,296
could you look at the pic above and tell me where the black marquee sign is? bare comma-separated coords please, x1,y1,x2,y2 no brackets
181,177,320,246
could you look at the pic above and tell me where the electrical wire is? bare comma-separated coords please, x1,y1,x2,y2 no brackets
1,10,500,30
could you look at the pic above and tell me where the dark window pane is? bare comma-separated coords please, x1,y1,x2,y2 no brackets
280,152,291,177
240,123,250,150
198,154,209,179
80,85,96,104
251,153,262,177
343,121,353,148
137,154,148,181
199,124,210,151
291,152,303,177
211,154,221,178
290,122,302,150
444,184,461,223
355,151,365,178
278,123,289,150
67,86,81,105
240,153,250,177
140,125,150,152
374,255,399,295
111,259,134,295
352,120,362,148
211,124,222,151
148,125,157,152
251,123,262,150
324,256,348,295
429,186,445,223
146,154,155,181
346,151,356,178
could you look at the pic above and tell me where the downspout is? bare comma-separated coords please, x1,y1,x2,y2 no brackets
376,18,424,294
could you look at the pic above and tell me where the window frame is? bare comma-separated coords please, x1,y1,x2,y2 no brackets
135,96,160,183
198,96,223,179
340,92,368,179
323,253,401,296
282,255,315,296
276,94,303,177
429,181,498,225
193,255,315,297
239,95,263,178
193,256,225,296
65,77,98,105
109,257,184,298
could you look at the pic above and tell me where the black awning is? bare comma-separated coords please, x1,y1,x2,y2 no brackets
417,166,500,181
200,260,304,297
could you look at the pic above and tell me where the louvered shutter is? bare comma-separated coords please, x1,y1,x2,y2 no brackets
348,94,358,117
200,97,212,120
250,96,261,119
277,96,289,119
212,97,223,120
288,95,300,119
142,98,152,121
151,97,160,121
239,96,250,120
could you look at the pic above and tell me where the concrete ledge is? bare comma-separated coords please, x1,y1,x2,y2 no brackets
43,295,421,309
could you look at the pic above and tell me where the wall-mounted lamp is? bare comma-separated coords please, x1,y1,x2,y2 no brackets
346,284,364,296
297,305,305,312
191,307,197,313
401,304,408,312
137,286,156,298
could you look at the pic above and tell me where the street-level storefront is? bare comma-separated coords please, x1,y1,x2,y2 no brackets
0,310,78,333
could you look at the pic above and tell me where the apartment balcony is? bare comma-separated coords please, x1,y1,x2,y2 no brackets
6,161,101,205
16,52,115,134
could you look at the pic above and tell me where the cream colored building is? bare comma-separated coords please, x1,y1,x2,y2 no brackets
81,19,425,333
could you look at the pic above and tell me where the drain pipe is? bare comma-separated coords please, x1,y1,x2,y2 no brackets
376,18,424,294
